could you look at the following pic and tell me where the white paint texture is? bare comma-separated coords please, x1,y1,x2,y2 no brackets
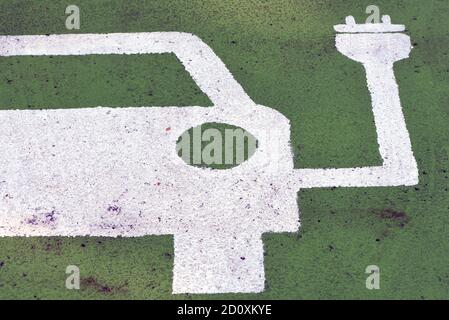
334,15,405,33
0,15,418,294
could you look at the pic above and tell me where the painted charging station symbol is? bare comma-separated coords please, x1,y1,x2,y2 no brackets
0,14,418,294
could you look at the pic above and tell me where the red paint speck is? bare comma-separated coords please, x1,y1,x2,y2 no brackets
165,127,171,132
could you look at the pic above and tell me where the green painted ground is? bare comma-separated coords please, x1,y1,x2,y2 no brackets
0,0,448,299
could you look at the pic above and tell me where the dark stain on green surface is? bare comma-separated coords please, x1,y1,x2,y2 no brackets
81,276,128,294
371,208,410,228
